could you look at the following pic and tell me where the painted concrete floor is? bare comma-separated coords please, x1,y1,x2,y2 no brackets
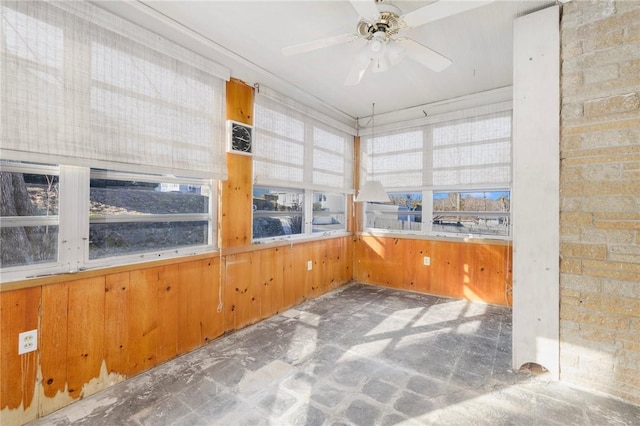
32,283,640,426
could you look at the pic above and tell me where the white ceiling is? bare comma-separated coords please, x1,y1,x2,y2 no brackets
96,0,555,126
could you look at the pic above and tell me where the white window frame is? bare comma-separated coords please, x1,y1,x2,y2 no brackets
252,187,349,243
311,190,348,236
364,187,512,240
360,105,513,241
252,186,306,242
0,163,217,284
86,169,216,267
430,188,511,239
0,161,62,281
364,190,425,234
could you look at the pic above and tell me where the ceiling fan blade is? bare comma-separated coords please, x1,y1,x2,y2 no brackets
397,38,452,72
349,0,380,22
344,57,371,86
282,33,358,56
401,0,494,29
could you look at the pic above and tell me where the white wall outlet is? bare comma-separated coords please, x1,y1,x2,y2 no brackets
307,260,313,271
423,256,431,266
18,329,38,355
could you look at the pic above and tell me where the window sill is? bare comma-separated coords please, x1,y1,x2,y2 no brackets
357,230,511,246
1,247,221,291
229,231,353,253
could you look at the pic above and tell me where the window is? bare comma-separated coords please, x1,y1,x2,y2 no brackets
0,162,216,281
365,192,422,232
312,192,346,233
0,162,59,269
252,87,354,242
361,108,512,239
252,188,347,240
253,187,304,239
89,171,212,259
433,191,510,237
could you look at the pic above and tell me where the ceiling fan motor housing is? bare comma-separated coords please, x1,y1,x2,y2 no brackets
357,2,402,40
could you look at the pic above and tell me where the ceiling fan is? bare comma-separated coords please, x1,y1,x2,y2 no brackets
282,0,494,86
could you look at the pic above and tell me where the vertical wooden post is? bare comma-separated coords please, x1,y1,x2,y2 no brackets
221,78,254,248
351,135,362,233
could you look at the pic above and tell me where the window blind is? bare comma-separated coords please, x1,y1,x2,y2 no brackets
363,128,426,189
254,91,354,192
361,110,511,191
1,1,229,180
432,112,511,187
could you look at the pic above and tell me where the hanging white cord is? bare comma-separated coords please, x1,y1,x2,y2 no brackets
217,180,224,313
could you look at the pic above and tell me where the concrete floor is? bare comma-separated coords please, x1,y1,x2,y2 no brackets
33,283,640,425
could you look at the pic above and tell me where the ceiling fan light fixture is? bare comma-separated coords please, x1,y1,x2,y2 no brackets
370,39,384,54
369,33,402,73
368,31,387,57
386,39,405,66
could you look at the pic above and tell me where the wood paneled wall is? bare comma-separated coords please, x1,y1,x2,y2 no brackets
354,236,512,307
1,287,40,422
224,238,353,331
0,238,353,424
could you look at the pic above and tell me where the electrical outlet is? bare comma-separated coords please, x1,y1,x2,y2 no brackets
423,256,431,266
18,329,38,355
307,260,313,271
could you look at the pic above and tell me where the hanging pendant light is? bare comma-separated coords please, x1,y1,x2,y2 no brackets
355,102,390,203
355,180,390,202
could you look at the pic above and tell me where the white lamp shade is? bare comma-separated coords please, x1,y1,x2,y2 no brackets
369,31,387,59
354,180,390,203
386,40,406,66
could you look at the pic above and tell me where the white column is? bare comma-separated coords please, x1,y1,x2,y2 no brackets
512,5,560,379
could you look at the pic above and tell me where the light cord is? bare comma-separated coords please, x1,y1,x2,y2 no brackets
217,180,223,313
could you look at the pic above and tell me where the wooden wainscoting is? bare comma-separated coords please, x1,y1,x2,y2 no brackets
0,236,352,425
354,236,512,307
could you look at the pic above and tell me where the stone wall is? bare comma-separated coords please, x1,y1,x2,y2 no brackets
560,0,640,404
